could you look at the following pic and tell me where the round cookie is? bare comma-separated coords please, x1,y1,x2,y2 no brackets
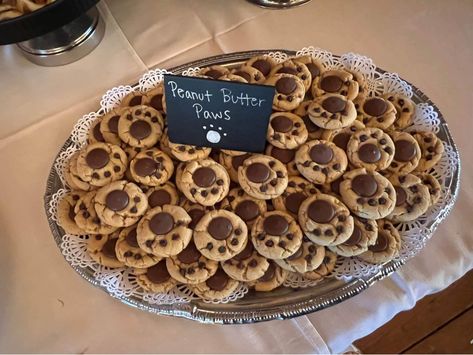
251,210,303,259
145,182,179,209
221,241,269,282
293,55,324,88
86,231,124,268
144,84,166,113
249,261,288,292
179,159,230,206
356,96,397,130
272,176,319,218
120,91,149,107
321,119,365,152
412,131,444,172
266,73,305,111
265,144,299,176
137,205,192,257
346,127,395,171
302,249,337,281
383,93,415,129
76,142,128,187
295,140,348,184
199,65,230,79
274,236,325,273
328,217,378,257
386,131,421,174
340,168,396,219
57,191,86,235
94,180,148,227
64,152,95,191
88,118,105,144
269,59,312,92
219,151,253,183
416,173,441,206
298,193,354,246
266,112,308,149
387,173,431,222
231,66,266,84
245,55,277,79
311,69,359,100
167,140,211,162
100,108,127,145
220,187,267,227
194,210,248,261
293,101,326,140
308,94,357,129
166,240,218,284
115,225,161,268
74,191,117,235
238,154,288,200
118,105,164,148
130,148,174,186
134,260,177,293
191,267,240,300
359,219,401,264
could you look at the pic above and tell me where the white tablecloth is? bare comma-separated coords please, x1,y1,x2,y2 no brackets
1,0,472,353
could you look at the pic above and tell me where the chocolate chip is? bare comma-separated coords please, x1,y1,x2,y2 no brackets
206,242,213,250
230,238,239,245
257,233,265,240
265,240,274,247
249,259,258,268
313,228,321,236
218,246,226,253
360,135,368,142
159,240,167,247
379,197,387,205
145,240,153,248
278,241,286,248
324,229,333,236
124,251,133,257
172,233,179,240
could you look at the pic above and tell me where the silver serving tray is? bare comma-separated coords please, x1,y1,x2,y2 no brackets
44,50,460,324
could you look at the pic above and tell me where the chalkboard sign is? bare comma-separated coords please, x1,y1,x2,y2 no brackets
164,74,275,153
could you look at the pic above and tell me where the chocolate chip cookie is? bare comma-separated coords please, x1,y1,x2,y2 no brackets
272,176,318,218
347,127,395,171
302,249,337,281
130,148,174,186
166,240,218,284
245,55,277,79
269,59,312,92
328,217,378,257
100,108,127,145
293,55,324,89
118,105,164,148
298,193,354,246
266,112,308,149
134,260,177,293
387,173,431,222
416,172,441,206
86,231,124,268
57,191,86,235
266,73,306,111
179,159,230,206
238,154,288,200
295,140,348,184
221,241,270,282
144,84,166,113
74,191,117,235
144,182,179,209
137,205,192,257
194,210,248,261
383,93,415,129
191,267,240,300
251,211,303,259
307,94,357,129
274,236,325,273
168,140,212,162
386,131,421,173
64,152,95,191
356,96,396,130
120,91,149,107
231,66,266,84
359,219,401,264
115,225,161,268
94,180,148,227
249,261,288,292
218,151,253,183
293,101,326,140
311,69,359,100
199,65,230,79
219,187,267,227
265,144,299,176
340,168,396,219
321,120,365,152
412,131,444,172
76,142,128,187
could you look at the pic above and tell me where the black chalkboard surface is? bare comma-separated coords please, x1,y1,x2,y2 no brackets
164,74,275,153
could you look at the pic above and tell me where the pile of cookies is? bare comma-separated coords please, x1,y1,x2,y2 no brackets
57,54,444,301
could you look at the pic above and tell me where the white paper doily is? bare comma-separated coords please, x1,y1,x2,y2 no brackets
49,47,459,299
